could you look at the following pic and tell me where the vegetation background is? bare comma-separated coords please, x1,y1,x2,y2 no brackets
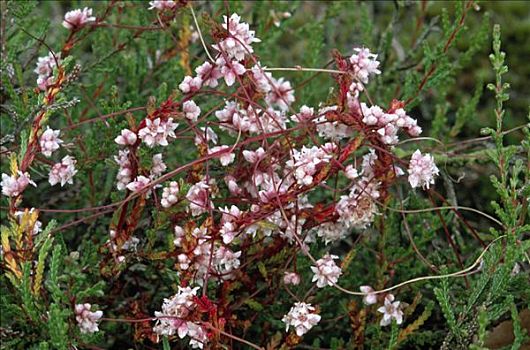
1,1,528,349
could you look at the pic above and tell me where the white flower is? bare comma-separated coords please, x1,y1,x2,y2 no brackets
48,156,77,187
283,272,301,286
1,172,36,197
407,150,439,189
311,253,342,288
182,100,201,122
161,181,180,208
126,176,151,193
174,225,185,247
209,145,235,166
114,128,137,146
360,285,377,305
138,118,178,147
148,0,177,10
151,153,166,177
39,127,63,157
62,8,96,30
282,302,321,336
377,294,403,326
75,303,103,334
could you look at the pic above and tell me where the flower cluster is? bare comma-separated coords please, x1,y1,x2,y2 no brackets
39,127,63,157
407,150,440,189
138,118,178,147
282,302,321,336
311,254,342,288
153,286,209,348
148,0,177,11
75,303,103,334
1,172,36,197
34,51,60,91
48,155,77,187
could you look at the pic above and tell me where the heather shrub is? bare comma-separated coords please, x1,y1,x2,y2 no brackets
1,1,529,349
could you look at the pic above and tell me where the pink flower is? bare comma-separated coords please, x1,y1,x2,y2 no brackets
311,254,342,288
114,129,137,146
242,147,265,163
126,176,151,193
212,13,261,61
48,156,77,187
138,118,178,147
179,75,202,93
407,150,439,189
377,294,403,326
62,8,96,30
186,180,212,216
282,302,321,336
216,57,246,87
283,272,301,286
182,100,201,122
286,144,335,186
360,285,377,305
75,303,103,334
195,62,222,88
1,172,36,197
148,0,176,11
39,127,63,157
350,47,381,84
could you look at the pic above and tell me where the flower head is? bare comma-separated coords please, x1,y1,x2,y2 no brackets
282,302,321,336
377,294,404,326
408,150,439,189
311,253,342,288
48,156,77,187
63,8,96,30
39,127,63,157
75,303,103,334
1,172,36,197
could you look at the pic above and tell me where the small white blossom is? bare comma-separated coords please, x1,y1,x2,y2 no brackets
360,285,378,305
408,150,439,189
186,180,212,216
282,302,321,336
75,303,103,334
48,156,77,187
161,181,180,208
212,13,261,61
311,254,342,288
195,62,222,88
114,149,133,191
377,294,403,326
283,272,301,286
62,8,96,30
